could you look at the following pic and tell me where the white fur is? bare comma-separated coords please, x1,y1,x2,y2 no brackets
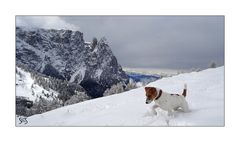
151,87,189,116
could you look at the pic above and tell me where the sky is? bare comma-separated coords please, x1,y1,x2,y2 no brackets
16,16,224,69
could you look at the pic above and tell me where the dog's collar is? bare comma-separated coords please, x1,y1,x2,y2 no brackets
155,89,162,100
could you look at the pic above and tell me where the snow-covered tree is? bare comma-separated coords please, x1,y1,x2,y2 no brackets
103,80,137,97
125,79,137,91
103,82,125,96
92,37,98,48
27,96,63,116
209,61,216,68
64,92,90,106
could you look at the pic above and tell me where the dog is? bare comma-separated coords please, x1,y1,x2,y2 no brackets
145,84,189,116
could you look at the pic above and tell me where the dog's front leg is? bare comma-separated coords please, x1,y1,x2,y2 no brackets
151,104,159,115
167,110,174,116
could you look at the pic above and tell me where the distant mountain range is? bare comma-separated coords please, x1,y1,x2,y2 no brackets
125,72,160,85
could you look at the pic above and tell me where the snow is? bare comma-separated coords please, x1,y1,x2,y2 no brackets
17,66,224,126
92,47,98,53
94,69,103,79
16,67,58,101
69,66,86,83
84,41,91,44
84,42,91,48
16,67,35,101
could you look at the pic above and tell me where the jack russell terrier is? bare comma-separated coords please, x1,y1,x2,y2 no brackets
145,84,189,116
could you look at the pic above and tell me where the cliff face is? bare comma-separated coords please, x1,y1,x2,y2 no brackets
16,27,129,98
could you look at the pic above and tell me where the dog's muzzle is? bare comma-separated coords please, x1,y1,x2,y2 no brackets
145,98,153,104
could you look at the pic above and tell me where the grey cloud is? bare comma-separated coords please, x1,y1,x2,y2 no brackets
16,16,224,69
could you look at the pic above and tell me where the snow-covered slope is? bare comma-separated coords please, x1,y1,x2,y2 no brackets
18,66,224,126
16,67,58,101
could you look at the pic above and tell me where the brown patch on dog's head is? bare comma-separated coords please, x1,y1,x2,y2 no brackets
145,87,157,101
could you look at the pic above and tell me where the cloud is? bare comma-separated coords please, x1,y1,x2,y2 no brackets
16,16,78,30
16,16,224,69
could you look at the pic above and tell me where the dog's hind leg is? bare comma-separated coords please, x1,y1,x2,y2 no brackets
181,102,190,112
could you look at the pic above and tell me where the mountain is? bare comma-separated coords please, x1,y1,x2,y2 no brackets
16,66,89,116
16,27,129,98
18,66,224,126
16,66,59,102
126,72,160,85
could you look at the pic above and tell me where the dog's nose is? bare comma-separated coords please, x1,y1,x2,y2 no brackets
145,101,148,104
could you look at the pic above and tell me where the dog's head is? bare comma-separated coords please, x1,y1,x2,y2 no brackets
145,87,157,104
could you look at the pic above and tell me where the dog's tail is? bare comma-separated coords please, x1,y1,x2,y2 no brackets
182,84,187,97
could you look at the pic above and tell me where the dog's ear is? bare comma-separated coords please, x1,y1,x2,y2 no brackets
145,87,157,99
145,87,151,92
145,87,156,93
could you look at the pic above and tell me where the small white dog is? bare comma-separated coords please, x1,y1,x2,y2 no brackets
145,84,189,116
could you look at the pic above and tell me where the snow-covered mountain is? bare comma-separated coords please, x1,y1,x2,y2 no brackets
124,67,190,77
17,66,224,126
16,66,59,116
16,66,89,116
16,27,128,98
126,72,160,85
16,66,59,101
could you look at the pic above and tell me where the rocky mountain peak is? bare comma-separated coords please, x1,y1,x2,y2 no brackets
16,27,129,98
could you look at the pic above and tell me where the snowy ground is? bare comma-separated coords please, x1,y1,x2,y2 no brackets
16,66,224,126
